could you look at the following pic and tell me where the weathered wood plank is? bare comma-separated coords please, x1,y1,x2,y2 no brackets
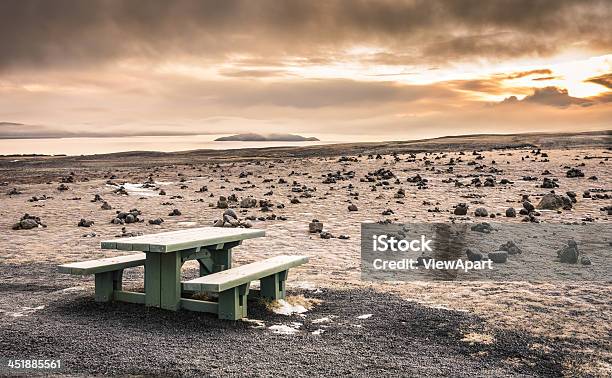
94,272,114,302
179,298,218,314
100,227,264,253
58,253,146,275
114,290,146,304
182,255,308,293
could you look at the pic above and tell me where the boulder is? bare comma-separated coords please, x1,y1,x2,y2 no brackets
474,207,488,217
557,240,579,263
505,207,516,217
537,193,565,210
454,203,468,216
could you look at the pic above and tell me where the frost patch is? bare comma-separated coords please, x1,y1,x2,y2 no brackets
269,323,301,335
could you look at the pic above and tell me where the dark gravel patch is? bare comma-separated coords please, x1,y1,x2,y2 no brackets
0,264,594,377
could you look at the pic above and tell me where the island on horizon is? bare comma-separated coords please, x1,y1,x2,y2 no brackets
214,133,320,142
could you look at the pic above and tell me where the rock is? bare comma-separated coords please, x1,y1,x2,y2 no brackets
488,251,508,263
454,203,468,216
537,193,565,210
125,214,135,223
566,168,584,178
320,231,333,239
522,201,535,212
240,197,257,208
499,240,522,255
382,209,394,216
471,222,493,233
148,218,164,225
309,220,323,233
159,189,166,196
19,218,40,230
505,207,516,217
348,204,358,212
78,219,94,227
217,199,228,209
57,183,69,191
224,209,238,219
466,248,484,261
541,177,559,188
474,207,488,217
91,194,103,202
338,235,350,240
580,256,591,265
213,219,224,227
7,188,22,195
290,197,301,204
557,240,579,263
168,209,182,216
12,214,46,230
101,201,112,210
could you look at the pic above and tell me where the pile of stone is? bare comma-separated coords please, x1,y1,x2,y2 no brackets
12,214,46,230
7,188,22,195
111,209,143,224
540,177,559,189
212,209,252,228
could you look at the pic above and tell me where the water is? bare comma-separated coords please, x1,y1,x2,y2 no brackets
0,135,343,156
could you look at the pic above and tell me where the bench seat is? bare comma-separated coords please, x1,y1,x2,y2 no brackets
58,253,146,302
183,255,308,320
58,253,146,275
182,255,308,292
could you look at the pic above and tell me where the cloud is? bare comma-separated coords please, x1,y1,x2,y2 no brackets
0,0,610,70
501,87,593,108
586,73,612,89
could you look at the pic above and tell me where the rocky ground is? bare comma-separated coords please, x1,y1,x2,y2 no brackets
0,133,610,376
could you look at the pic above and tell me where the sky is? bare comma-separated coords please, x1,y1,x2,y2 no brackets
0,0,611,142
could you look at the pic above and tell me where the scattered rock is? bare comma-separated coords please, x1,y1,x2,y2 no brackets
148,218,164,225
488,251,508,263
474,207,488,217
348,204,358,212
309,220,323,233
557,240,579,263
537,193,565,210
77,219,94,227
168,209,182,216
566,168,584,178
12,214,46,230
454,203,468,216
499,240,522,255
505,207,516,217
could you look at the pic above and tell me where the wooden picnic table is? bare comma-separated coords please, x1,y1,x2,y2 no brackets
100,227,265,311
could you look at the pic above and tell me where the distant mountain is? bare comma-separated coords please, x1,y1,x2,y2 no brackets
215,133,320,142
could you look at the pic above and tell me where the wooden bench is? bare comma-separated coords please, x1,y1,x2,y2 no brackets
182,255,309,320
58,254,146,302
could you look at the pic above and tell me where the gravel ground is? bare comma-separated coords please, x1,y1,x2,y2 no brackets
0,264,595,377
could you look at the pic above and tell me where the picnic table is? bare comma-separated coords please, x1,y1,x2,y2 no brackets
59,227,308,320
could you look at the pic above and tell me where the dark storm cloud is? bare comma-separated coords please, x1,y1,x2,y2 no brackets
0,0,610,69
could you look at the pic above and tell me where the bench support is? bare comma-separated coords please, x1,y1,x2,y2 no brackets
260,270,288,300
218,283,250,320
94,270,123,302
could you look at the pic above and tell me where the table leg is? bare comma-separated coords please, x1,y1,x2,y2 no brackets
160,252,182,311
145,253,161,307
212,248,232,272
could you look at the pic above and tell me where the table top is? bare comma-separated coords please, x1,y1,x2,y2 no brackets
101,227,265,253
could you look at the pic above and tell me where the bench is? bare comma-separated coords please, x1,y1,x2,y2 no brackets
182,255,309,320
58,253,146,302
